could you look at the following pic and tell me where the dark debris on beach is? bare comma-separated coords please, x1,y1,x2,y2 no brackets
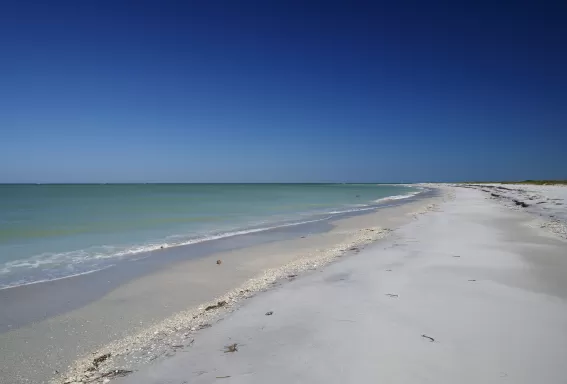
205,301,227,311
92,353,111,368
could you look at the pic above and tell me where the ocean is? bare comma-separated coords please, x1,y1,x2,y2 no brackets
0,183,419,289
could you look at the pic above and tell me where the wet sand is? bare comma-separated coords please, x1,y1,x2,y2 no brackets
0,190,440,384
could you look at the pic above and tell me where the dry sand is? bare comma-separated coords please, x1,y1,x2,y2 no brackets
113,186,567,384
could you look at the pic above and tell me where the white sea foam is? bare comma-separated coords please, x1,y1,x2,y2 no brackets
0,265,115,291
373,189,424,203
325,191,424,215
326,206,377,214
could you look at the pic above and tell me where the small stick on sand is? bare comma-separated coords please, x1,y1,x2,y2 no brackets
421,334,435,342
205,301,227,311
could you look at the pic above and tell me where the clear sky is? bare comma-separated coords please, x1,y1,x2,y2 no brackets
1,0,566,183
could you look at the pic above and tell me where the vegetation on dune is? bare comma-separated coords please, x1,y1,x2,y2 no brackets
464,180,567,185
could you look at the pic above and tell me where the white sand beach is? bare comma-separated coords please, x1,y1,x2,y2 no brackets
111,185,567,384
2,185,567,384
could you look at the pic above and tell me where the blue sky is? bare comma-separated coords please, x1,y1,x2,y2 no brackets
1,0,566,183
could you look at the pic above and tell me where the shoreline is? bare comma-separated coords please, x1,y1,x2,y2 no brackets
118,185,567,384
0,185,422,291
0,189,433,334
0,188,440,384
0,187,424,292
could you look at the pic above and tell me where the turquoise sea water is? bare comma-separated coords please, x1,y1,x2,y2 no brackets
0,184,419,288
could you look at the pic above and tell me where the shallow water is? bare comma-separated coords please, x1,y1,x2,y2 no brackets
0,183,419,288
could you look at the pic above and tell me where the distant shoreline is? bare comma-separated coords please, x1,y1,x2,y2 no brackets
462,180,567,186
